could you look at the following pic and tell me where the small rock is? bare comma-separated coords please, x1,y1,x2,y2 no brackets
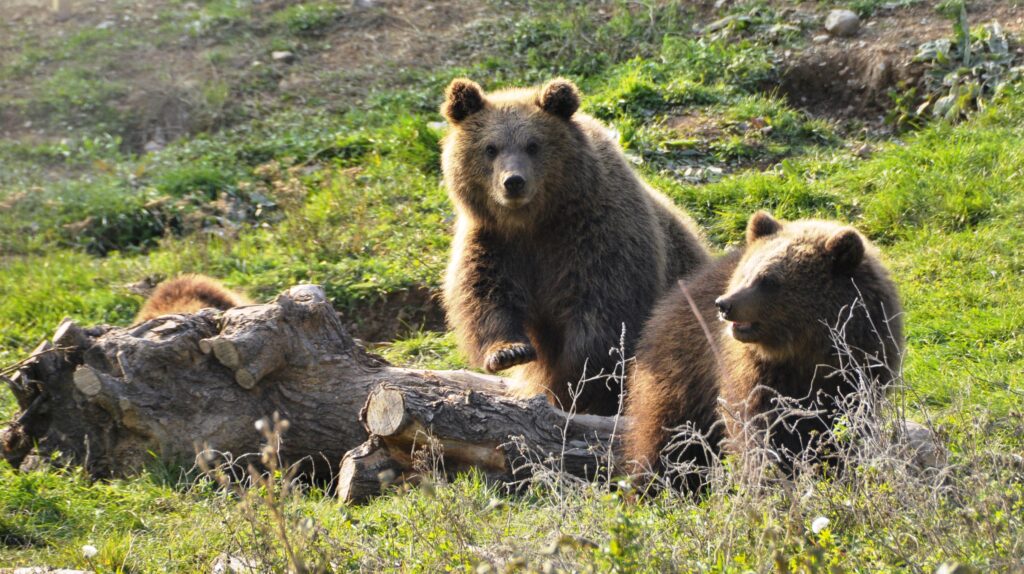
703,14,743,34
212,554,259,574
768,23,800,36
271,50,295,63
935,563,981,574
902,421,947,470
824,9,860,37
95,20,115,30
855,143,874,158
144,140,164,153
813,34,831,44
353,0,374,7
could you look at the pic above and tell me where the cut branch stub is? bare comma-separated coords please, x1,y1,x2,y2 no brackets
198,284,357,389
365,388,411,437
72,365,103,397
52,317,91,362
337,436,406,504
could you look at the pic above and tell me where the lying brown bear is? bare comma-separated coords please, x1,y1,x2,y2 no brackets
625,211,904,487
135,274,252,324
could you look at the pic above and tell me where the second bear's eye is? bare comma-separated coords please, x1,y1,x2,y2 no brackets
525,142,539,155
485,145,498,159
757,276,780,291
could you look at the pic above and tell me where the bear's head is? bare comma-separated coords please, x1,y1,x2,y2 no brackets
715,211,876,358
439,77,582,224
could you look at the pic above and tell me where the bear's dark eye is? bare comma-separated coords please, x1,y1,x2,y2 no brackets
525,142,539,155
485,144,498,159
757,276,780,291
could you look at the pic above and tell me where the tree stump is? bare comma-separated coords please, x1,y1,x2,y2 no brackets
1,285,623,496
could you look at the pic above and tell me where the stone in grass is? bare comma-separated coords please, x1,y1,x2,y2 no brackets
902,420,948,471
211,554,260,574
825,9,860,38
271,51,296,64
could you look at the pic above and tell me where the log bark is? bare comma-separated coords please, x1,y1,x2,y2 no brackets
337,435,406,504
1,285,621,488
360,382,619,480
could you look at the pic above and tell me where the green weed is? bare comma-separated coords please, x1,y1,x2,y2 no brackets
272,2,345,37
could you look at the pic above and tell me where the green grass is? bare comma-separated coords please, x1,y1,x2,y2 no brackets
271,1,346,37
3,436,1021,571
1,0,1023,570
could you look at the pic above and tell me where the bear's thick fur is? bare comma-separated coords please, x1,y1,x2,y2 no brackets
135,274,252,323
440,78,709,415
625,212,903,484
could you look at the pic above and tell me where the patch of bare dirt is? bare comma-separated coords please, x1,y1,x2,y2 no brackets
774,1,1024,120
0,0,495,151
665,112,725,140
276,0,492,107
342,286,446,342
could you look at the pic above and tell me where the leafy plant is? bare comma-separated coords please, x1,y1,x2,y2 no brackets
891,7,1021,128
272,2,344,37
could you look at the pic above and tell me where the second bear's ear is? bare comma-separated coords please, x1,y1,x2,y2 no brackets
746,211,782,243
442,78,485,124
537,78,580,120
826,229,865,274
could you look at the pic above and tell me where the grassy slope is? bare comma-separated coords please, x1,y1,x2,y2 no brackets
2,0,1023,571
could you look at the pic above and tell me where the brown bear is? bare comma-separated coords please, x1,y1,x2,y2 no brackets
440,77,709,415
624,211,903,486
135,274,252,323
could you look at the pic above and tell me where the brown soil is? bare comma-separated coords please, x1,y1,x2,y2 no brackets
266,0,494,110
343,286,446,343
774,1,1024,120
665,112,725,140
0,0,493,150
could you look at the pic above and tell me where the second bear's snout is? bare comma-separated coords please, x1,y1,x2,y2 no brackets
714,296,732,319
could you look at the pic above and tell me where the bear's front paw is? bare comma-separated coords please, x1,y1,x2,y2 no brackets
484,343,537,373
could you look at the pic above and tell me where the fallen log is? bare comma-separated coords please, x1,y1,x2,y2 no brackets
1,285,621,492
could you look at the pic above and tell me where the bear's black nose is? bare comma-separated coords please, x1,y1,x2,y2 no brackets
503,175,526,197
714,296,731,317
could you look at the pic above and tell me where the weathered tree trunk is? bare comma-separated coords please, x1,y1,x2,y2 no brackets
1,285,620,491
335,380,621,503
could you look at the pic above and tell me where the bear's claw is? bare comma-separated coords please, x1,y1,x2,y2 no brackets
484,343,537,373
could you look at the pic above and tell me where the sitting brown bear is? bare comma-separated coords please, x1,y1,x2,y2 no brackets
625,211,904,486
439,77,710,415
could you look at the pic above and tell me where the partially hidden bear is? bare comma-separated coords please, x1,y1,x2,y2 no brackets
440,77,710,415
624,211,904,485
135,274,252,323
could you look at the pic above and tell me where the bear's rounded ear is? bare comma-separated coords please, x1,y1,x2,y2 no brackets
442,78,485,124
537,78,580,120
826,228,865,274
745,211,782,244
